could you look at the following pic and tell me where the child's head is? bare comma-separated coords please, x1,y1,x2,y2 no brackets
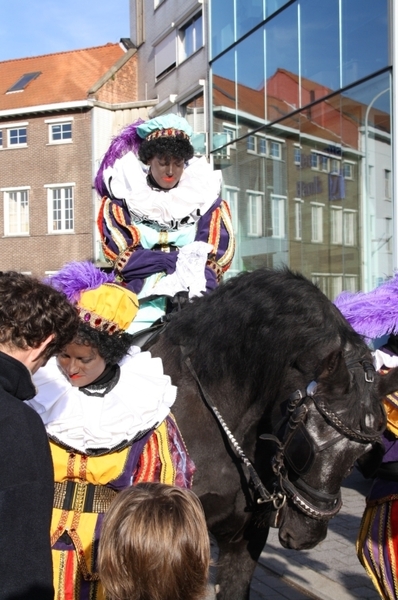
98,483,210,600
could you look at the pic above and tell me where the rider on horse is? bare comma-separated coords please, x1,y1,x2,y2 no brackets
95,114,235,333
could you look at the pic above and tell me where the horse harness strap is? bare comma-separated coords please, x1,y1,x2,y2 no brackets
182,353,273,505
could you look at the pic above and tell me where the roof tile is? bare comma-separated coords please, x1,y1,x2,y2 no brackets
0,43,125,111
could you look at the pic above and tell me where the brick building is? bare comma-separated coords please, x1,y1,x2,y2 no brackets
0,41,156,277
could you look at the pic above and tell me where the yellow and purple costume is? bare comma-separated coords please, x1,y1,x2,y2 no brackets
28,349,194,600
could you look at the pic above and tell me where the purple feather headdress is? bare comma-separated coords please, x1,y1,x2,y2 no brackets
46,261,115,304
94,118,146,197
334,273,398,340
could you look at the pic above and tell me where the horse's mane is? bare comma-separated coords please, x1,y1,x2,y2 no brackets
165,267,364,396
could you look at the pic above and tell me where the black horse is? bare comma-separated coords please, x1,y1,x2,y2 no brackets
142,268,398,600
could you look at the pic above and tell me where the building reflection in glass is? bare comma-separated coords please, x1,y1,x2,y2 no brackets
209,0,391,297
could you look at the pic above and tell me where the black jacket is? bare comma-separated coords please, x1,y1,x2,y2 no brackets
0,351,54,600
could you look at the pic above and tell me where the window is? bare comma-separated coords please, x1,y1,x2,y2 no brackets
247,135,256,153
183,93,204,132
385,169,391,199
247,191,263,237
47,186,74,232
9,127,27,146
180,12,203,61
330,276,343,298
223,126,236,147
269,141,282,159
49,122,72,143
343,210,356,246
0,131,2,147
155,32,176,79
311,153,319,169
7,72,41,93
330,158,340,173
386,217,392,252
343,276,358,293
258,138,267,155
321,155,329,172
219,125,237,154
311,204,323,243
3,188,29,235
342,162,353,179
368,165,374,197
331,207,343,244
271,195,286,238
224,187,239,234
294,147,301,165
294,200,303,240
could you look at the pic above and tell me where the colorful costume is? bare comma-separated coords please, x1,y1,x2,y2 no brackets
357,347,398,600
335,275,398,600
96,115,235,332
28,349,194,600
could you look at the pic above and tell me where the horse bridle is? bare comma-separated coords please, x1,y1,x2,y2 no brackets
184,351,383,523
261,358,383,522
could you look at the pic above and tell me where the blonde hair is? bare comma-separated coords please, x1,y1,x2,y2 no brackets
98,483,210,600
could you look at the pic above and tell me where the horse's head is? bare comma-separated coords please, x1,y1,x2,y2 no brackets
265,341,387,550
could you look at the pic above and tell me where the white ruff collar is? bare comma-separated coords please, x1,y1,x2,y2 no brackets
27,350,176,453
103,154,222,229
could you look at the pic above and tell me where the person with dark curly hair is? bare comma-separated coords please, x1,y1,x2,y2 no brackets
27,261,195,600
96,114,235,332
0,271,79,600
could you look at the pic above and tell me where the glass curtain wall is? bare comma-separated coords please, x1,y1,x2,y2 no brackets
210,0,391,297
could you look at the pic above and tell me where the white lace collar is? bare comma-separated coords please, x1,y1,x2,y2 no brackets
103,154,222,229
27,349,176,453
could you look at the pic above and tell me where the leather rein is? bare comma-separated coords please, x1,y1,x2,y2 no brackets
184,352,382,523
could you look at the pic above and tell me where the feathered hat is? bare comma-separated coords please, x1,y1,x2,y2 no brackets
94,114,193,197
47,261,139,335
334,274,398,340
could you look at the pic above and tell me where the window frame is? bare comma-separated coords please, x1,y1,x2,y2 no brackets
330,206,343,245
154,31,177,79
246,134,257,154
179,11,203,62
2,187,30,236
247,190,264,237
342,161,354,180
46,118,73,145
269,140,282,160
311,202,324,243
343,209,357,247
45,184,75,234
384,169,392,199
294,199,303,240
271,194,286,239
223,186,239,235
8,126,27,147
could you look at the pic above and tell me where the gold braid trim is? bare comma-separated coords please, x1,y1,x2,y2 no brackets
206,256,223,283
218,200,235,270
115,246,137,274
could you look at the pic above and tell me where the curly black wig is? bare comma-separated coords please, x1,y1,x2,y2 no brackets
138,135,194,165
74,322,134,365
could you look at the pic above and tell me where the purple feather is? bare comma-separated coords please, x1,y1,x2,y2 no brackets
46,261,115,303
94,118,146,197
334,274,398,339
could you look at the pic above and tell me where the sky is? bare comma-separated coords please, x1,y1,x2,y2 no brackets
0,0,130,62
